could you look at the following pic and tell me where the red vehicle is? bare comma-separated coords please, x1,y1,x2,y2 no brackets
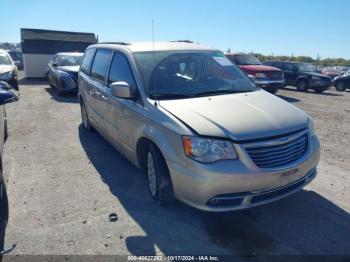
225,53,284,93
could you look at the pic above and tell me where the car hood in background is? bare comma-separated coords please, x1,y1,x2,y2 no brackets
239,65,281,72
159,90,308,141
302,71,331,79
0,65,13,74
57,66,80,74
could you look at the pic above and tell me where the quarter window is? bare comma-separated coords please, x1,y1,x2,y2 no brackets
91,49,113,82
81,48,96,75
108,53,136,87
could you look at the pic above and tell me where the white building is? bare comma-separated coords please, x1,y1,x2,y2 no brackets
21,28,97,78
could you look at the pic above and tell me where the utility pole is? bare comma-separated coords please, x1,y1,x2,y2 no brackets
316,53,320,71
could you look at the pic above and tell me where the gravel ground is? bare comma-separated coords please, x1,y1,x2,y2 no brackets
2,79,350,257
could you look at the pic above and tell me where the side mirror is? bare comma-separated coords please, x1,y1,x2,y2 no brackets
52,62,58,67
0,81,19,105
110,81,134,99
14,61,21,67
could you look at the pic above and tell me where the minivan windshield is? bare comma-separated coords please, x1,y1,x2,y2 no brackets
232,54,262,65
133,51,257,99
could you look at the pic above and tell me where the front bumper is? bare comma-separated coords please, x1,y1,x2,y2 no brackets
168,134,320,212
254,79,285,91
58,77,78,91
310,80,332,89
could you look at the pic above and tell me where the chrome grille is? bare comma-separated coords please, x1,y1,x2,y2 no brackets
245,131,308,168
264,71,283,80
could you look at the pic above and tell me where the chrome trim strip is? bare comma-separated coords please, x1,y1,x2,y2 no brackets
254,79,285,85
244,129,308,148
211,168,316,201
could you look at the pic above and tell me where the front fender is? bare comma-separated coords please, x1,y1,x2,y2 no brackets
133,123,184,168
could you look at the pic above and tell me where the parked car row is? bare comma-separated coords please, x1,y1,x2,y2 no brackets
76,41,320,211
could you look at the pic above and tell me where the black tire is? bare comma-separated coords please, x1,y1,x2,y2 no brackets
0,174,9,233
146,144,174,205
269,89,278,94
4,120,8,142
296,80,309,92
57,89,64,97
80,100,92,131
335,81,345,92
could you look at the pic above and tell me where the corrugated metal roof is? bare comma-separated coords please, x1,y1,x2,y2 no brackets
21,28,97,43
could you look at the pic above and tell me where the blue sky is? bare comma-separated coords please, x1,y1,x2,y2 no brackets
2,0,349,59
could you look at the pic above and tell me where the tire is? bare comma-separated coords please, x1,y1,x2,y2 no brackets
57,89,64,97
269,89,278,94
335,81,345,92
4,120,8,141
146,144,174,205
0,174,9,231
296,80,308,92
80,100,92,131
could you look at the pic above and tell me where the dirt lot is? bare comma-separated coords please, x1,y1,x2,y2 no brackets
2,79,350,256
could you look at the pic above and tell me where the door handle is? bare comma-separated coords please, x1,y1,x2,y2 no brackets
95,90,101,95
101,95,108,100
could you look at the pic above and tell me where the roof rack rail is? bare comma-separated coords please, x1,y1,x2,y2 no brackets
169,40,194,43
99,42,131,45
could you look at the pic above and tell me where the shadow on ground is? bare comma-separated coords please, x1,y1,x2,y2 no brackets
79,126,350,256
276,94,300,103
44,87,78,104
281,87,343,97
18,78,48,86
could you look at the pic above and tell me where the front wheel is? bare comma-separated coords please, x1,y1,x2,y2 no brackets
335,81,345,92
146,144,174,205
297,80,308,92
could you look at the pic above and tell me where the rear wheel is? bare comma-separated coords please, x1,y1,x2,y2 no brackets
146,144,174,205
80,101,92,131
297,80,308,92
335,81,345,92
268,89,278,94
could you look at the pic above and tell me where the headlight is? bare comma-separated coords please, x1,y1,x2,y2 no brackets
311,76,322,80
255,73,267,78
182,136,237,162
56,70,72,78
308,118,315,136
0,71,13,80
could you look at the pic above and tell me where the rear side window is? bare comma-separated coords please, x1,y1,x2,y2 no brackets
81,48,96,74
108,53,136,87
91,49,113,82
283,63,295,71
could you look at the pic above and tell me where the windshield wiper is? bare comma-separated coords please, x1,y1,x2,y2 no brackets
150,93,194,100
193,90,250,97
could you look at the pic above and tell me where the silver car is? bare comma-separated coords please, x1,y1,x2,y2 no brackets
78,41,320,212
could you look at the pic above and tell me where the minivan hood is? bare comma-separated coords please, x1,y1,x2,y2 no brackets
0,65,13,74
159,90,308,141
239,65,281,72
